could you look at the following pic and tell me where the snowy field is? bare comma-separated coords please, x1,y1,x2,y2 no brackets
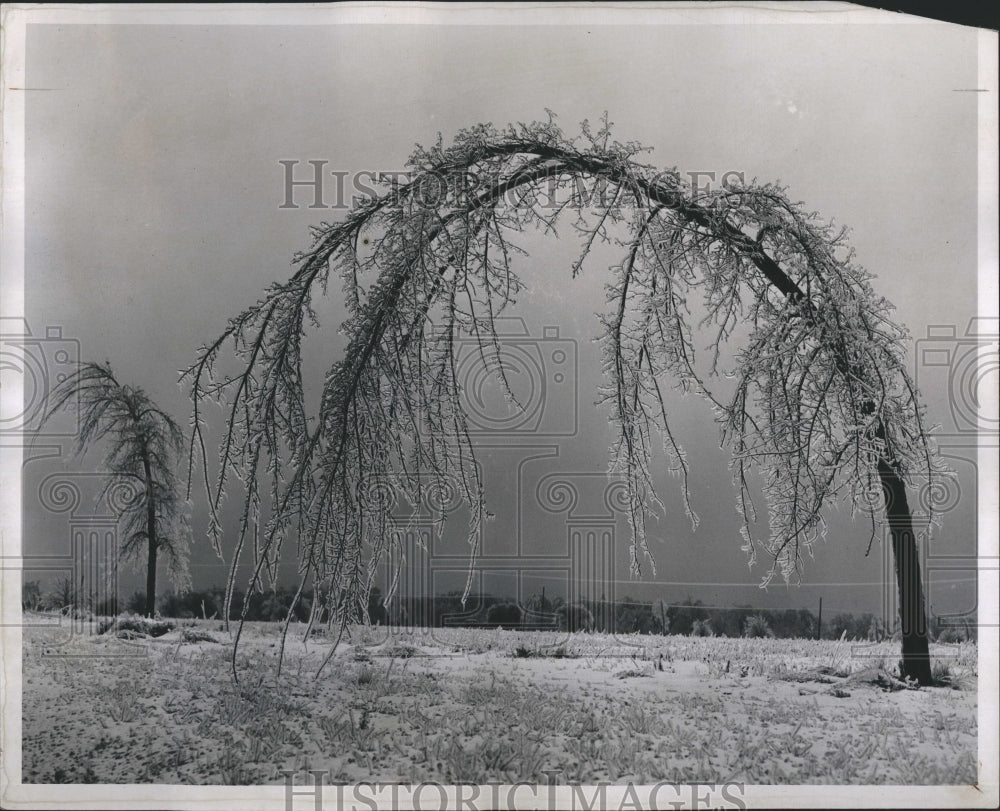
21,619,977,786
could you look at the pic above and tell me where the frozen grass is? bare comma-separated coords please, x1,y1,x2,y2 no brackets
21,621,978,785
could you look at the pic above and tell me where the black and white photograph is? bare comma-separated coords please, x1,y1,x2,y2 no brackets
1,3,997,809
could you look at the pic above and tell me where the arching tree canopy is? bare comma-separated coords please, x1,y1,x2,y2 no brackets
185,116,945,678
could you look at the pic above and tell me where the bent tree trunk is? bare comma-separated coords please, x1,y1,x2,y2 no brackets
879,458,934,684
143,454,158,619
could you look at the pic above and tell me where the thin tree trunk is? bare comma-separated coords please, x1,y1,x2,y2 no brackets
143,454,158,619
878,456,934,685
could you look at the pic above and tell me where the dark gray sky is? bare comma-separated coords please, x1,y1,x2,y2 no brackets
21,17,985,620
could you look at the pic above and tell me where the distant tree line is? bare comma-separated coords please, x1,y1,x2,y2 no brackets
22,578,976,642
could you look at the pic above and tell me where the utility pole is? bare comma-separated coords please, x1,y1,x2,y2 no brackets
817,597,823,640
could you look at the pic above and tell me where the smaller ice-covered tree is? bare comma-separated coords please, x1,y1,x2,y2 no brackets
41,362,191,616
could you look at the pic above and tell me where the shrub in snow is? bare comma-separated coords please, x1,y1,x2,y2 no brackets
744,614,775,638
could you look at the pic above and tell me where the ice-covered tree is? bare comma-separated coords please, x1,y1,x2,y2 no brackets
47,575,76,615
187,116,945,683
41,362,191,617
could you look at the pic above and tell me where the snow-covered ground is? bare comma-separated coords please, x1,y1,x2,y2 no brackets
20,620,977,785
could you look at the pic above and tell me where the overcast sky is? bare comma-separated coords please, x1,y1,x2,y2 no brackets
21,13,985,620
